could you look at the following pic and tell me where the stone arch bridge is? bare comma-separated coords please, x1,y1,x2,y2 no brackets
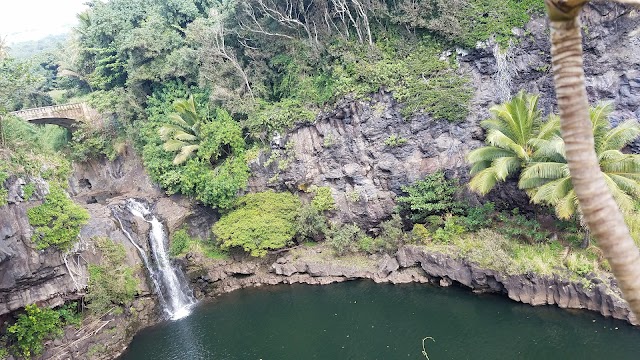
6,103,101,130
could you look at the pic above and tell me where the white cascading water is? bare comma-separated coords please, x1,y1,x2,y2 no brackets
493,43,515,103
124,199,196,320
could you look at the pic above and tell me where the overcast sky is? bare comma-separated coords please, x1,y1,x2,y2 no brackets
0,0,90,44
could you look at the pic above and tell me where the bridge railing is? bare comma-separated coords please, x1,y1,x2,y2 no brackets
9,103,85,118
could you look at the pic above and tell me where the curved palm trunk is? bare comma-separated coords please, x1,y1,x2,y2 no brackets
546,0,640,317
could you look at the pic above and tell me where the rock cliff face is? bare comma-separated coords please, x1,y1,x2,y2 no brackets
248,93,483,229
0,177,81,317
185,244,638,326
248,4,640,229
466,3,639,136
0,148,217,359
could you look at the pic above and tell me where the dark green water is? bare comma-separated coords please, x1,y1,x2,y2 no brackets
120,282,640,359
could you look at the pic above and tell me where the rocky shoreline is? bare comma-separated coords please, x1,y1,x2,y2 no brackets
184,244,638,326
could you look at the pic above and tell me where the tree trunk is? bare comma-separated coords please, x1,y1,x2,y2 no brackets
546,1,640,318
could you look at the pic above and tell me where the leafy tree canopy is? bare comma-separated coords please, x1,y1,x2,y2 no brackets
213,191,302,257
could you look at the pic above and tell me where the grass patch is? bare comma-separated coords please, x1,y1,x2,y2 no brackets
421,228,607,279
170,227,229,260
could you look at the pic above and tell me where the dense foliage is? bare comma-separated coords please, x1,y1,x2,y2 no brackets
86,237,138,314
468,95,640,238
8,304,62,359
519,103,640,221
27,185,89,251
141,88,249,210
7,303,80,359
397,171,462,223
213,191,301,257
467,92,546,195
296,204,329,243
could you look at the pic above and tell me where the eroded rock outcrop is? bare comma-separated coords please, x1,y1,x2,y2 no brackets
185,245,638,326
247,4,640,230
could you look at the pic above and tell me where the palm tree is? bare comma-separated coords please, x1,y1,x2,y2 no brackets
519,103,640,246
468,91,548,195
545,0,640,317
159,96,205,165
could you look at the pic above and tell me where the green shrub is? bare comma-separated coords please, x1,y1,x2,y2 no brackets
384,135,407,147
410,224,431,244
433,216,465,244
328,223,364,256
309,186,336,212
56,302,82,328
497,209,549,244
357,235,375,254
565,253,596,277
461,202,495,231
0,169,8,206
7,304,62,359
213,191,301,257
375,214,405,253
397,171,463,223
392,0,545,48
86,237,138,314
296,204,329,242
69,126,120,162
169,228,191,257
330,36,472,121
27,185,90,251
170,227,228,259
247,98,316,140
22,183,36,200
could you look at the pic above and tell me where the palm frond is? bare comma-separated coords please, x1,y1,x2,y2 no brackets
601,155,640,175
467,146,515,164
603,173,635,214
470,160,492,176
163,139,187,152
531,135,565,160
486,129,529,160
469,167,499,195
174,132,199,142
493,156,521,181
520,162,568,183
607,173,640,199
158,124,184,141
166,113,191,129
530,177,572,206
555,190,578,220
537,114,561,140
172,144,200,165
599,119,640,152
590,102,614,137
518,176,552,190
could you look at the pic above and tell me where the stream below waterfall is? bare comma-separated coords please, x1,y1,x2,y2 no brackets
120,281,640,359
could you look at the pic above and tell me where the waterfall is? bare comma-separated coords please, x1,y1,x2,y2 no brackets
493,43,515,103
120,199,196,320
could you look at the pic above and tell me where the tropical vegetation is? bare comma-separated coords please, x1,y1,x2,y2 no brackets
519,103,640,223
468,94,640,248
544,0,640,319
27,185,90,251
468,91,547,195
213,191,302,257
86,237,139,314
